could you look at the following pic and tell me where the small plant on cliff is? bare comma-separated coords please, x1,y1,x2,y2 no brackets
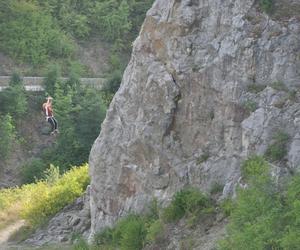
93,214,147,250
161,187,213,223
265,130,290,162
259,0,274,14
247,83,266,94
242,100,258,113
241,155,269,181
270,81,288,92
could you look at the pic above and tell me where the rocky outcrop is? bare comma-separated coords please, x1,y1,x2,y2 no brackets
89,0,300,240
25,189,90,246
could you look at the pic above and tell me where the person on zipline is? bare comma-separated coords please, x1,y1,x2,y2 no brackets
43,97,59,135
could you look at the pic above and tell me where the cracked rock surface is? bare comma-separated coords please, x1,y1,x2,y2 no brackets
89,0,300,241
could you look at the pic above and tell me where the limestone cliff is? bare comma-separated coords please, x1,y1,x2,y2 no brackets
89,0,300,239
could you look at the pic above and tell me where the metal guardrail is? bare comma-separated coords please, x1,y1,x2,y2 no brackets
0,76,107,91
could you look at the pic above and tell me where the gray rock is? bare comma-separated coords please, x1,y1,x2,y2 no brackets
89,0,300,241
25,188,91,246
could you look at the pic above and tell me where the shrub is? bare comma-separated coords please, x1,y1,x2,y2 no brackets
220,198,235,217
196,152,210,165
210,182,224,195
21,164,89,226
0,114,16,160
119,216,147,250
93,227,114,246
259,0,273,14
21,158,47,184
247,84,266,94
146,220,164,244
0,74,28,120
265,131,290,162
218,172,300,249
242,100,258,113
161,188,213,223
241,155,269,181
270,81,288,92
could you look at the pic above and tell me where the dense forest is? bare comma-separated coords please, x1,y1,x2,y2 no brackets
0,0,153,73
0,0,154,183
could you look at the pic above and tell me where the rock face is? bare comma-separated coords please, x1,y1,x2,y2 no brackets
89,0,300,238
25,189,91,246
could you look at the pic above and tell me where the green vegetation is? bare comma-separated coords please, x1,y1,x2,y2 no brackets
247,83,266,94
210,182,224,195
0,0,154,72
93,215,147,250
0,114,16,160
242,100,258,113
265,130,290,162
270,81,288,92
0,0,74,65
259,0,274,14
88,188,212,250
161,188,214,224
0,73,28,120
220,198,235,217
241,155,269,181
0,164,89,229
218,157,300,250
196,152,210,165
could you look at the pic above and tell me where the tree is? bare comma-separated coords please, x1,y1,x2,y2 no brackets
0,73,27,120
0,114,16,161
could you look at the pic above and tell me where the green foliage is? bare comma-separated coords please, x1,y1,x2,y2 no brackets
0,164,89,232
242,100,258,113
270,81,288,92
0,0,74,65
196,152,210,165
161,188,213,223
21,164,89,226
0,74,28,120
93,0,132,43
0,114,16,160
43,64,62,96
220,198,235,217
21,158,47,184
43,164,60,184
146,220,164,244
218,166,300,250
210,182,224,195
247,83,266,94
259,0,274,14
73,236,90,250
104,70,122,94
265,130,290,162
94,215,147,250
241,155,269,181
118,215,147,250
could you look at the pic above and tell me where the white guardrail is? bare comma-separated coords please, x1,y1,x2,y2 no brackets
0,76,107,91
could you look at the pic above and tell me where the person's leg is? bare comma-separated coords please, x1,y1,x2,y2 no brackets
52,117,58,132
47,117,55,133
